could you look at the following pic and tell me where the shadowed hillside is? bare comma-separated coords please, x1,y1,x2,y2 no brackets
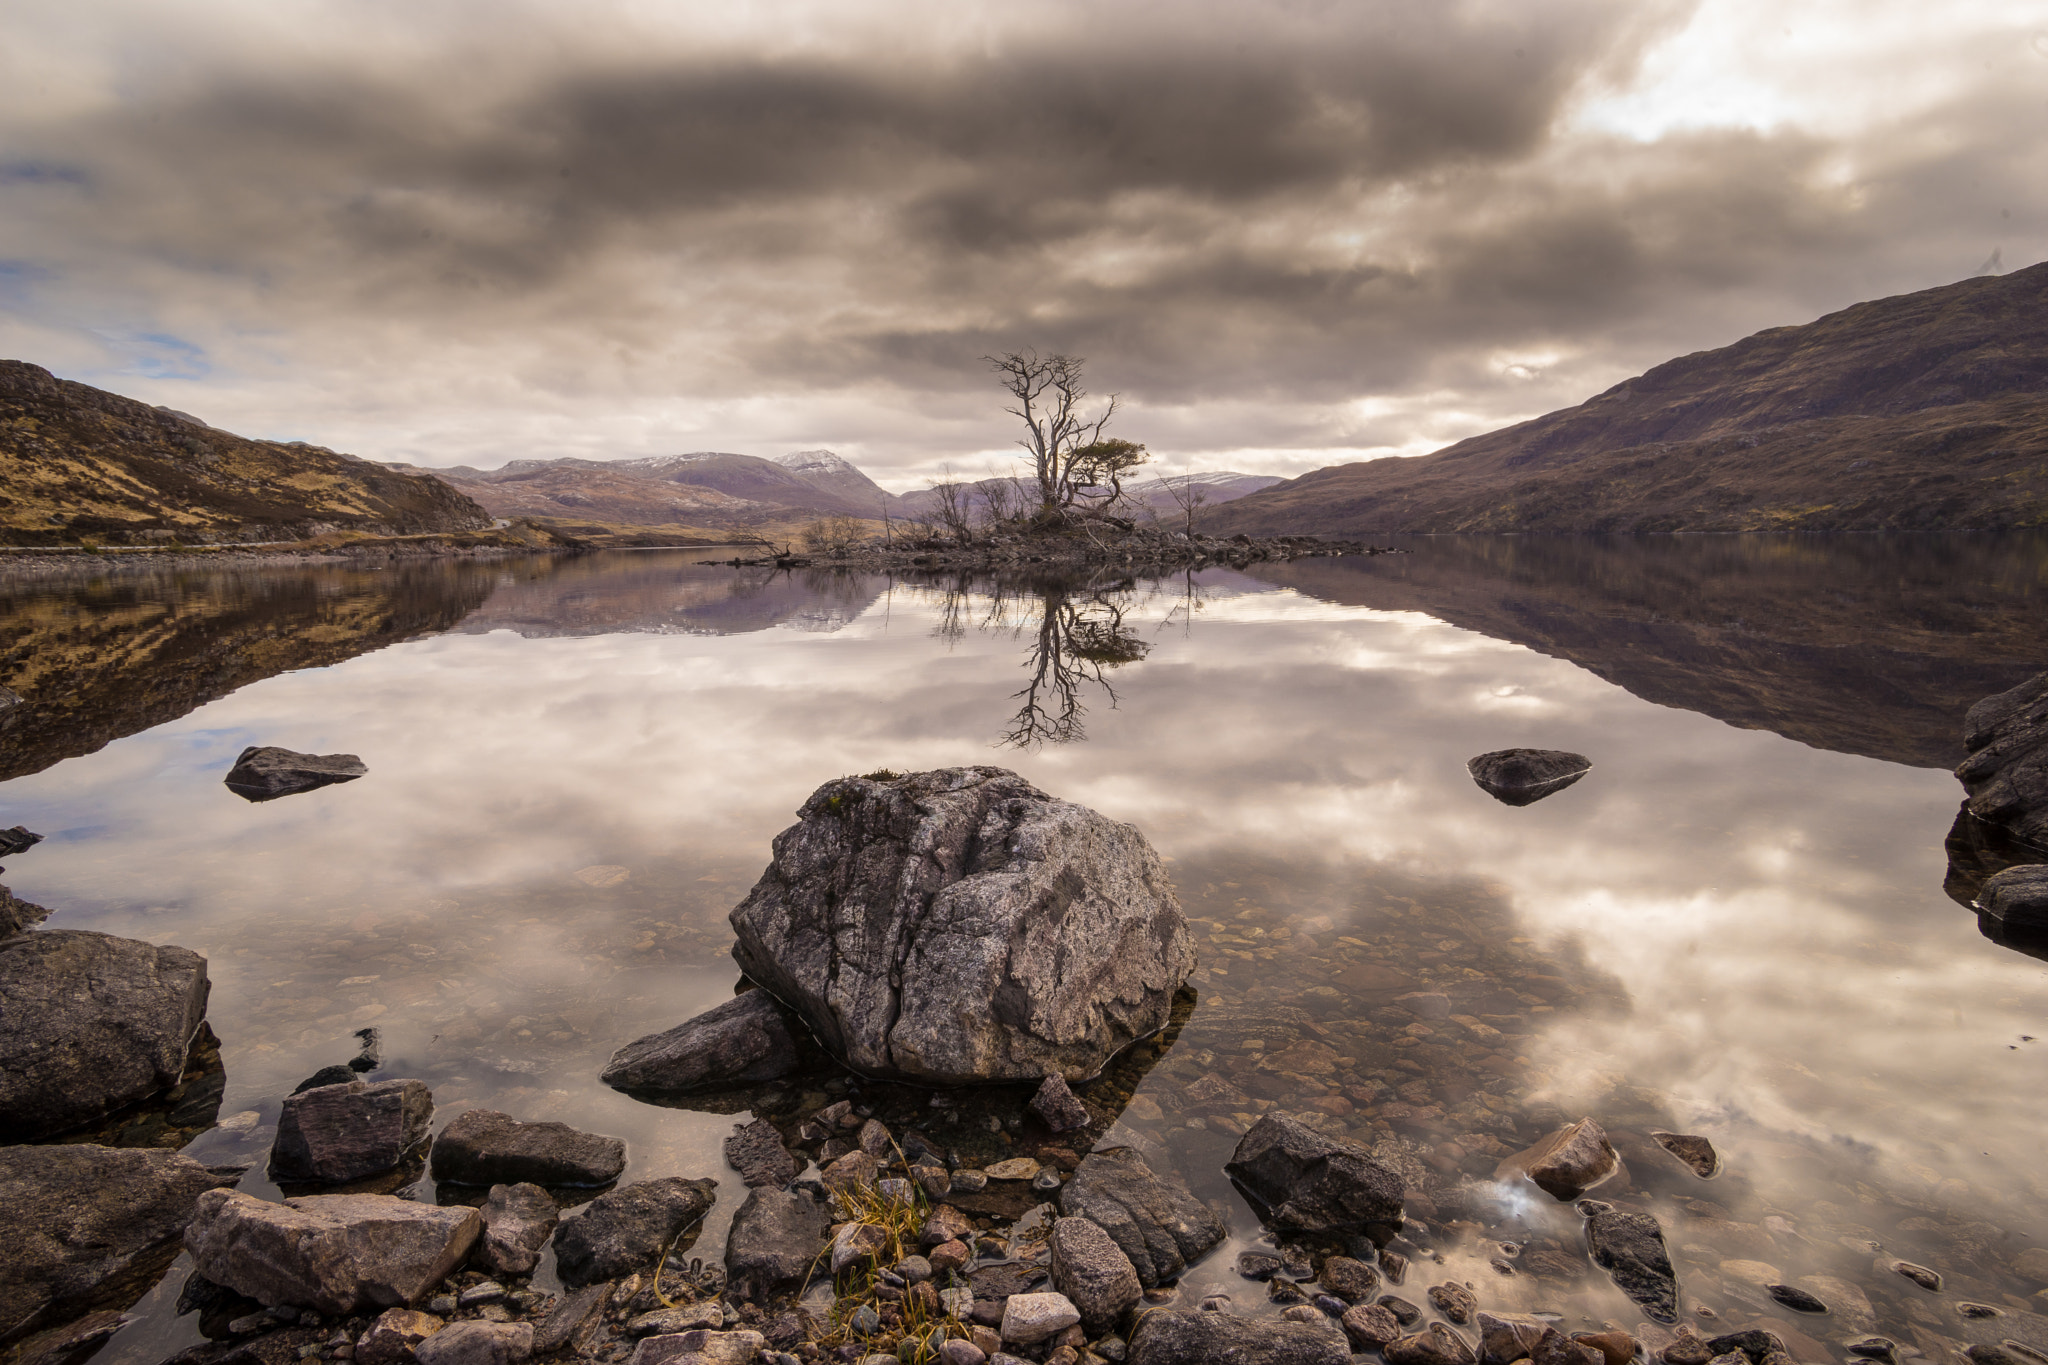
1208,263,2048,535
0,362,491,546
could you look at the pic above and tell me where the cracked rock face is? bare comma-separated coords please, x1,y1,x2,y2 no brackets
728,767,1194,1083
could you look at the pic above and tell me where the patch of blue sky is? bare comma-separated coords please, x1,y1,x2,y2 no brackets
0,259,55,308
100,330,212,380
0,161,89,187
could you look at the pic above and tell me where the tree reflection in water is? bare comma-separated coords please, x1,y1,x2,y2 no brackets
918,571,1152,747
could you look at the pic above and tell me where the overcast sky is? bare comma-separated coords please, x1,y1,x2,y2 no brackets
2,0,2042,489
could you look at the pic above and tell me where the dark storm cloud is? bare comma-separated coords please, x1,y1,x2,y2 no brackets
1,0,2041,473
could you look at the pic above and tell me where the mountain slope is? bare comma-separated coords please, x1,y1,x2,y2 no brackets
1206,262,2048,535
0,361,491,546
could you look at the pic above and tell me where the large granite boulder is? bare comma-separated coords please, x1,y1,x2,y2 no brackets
0,929,210,1141
183,1190,481,1314
724,1186,831,1303
727,767,1194,1083
1128,1309,1350,1365
1,1144,239,1347
270,1080,434,1185
552,1178,718,1288
224,746,367,801
1957,674,2048,848
0,881,51,937
1468,750,1592,806
429,1110,626,1187
602,991,812,1093
1058,1146,1224,1287
1224,1111,1405,1238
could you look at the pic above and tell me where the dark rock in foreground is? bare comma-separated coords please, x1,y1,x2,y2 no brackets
1,881,52,937
602,990,811,1093
1030,1074,1092,1132
0,825,42,857
0,929,210,1140
1979,865,2048,927
1467,749,1592,806
724,1186,831,1304
430,1109,626,1188
1,1144,239,1347
223,746,367,802
1583,1203,1679,1323
722,1118,797,1189
727,767,1194,1083
270,1079,434,1185
1059,1146,1225,1288
1225,1110,1405,1238
1957,673,2048,849
1499,1117,1619,1201
1128,1308,1350,1365
477,1183,560,1277
552,1178,718,1288
184,1190,480,1314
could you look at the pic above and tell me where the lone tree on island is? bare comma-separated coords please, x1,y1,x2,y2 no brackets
984,351,1148,514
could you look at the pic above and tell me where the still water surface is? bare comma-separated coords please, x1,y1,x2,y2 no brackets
4,536,2048,1363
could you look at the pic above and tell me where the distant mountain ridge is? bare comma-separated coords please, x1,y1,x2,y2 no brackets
0,361,491,546
1206,261,2048,536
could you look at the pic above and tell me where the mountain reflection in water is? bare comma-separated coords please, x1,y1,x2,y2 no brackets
4,538,2048,1365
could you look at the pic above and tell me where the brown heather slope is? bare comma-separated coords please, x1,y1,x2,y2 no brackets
0,361,491,546
1207,262,2048,536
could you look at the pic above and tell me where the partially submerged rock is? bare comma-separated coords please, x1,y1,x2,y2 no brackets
1128,1308,1351,1365
1957,673,2048,849
0,929,210,1140
552,1177,718,1288
1499,1117,1619,1201
477,1183,560,1277
0,881,52,937
0,825,41,858
1467,749,1592,806
269,1079,433,1185
1650,1131,1722,1179
1583,1204,1679,1323
722,1118,797,1189
1979,865,2048,927
183,1190,481,1314
1030,1073,1092,1132
601,990,813,1094
724,1186,831,1303
1059,1146,1225,1287
1224,1110,1405,1238
223,746,368,801
727,767,1194,1083
1,1144,239,1348
430,1110,626,1188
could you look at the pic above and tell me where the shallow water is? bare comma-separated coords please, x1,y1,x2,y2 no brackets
4,536,2048,1363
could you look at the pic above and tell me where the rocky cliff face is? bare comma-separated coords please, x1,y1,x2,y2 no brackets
0,361,491,546
1207,262,2048,535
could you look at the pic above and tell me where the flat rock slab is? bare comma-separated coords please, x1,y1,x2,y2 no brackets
1584,1205,1679,1323
1958,673,2048,848
430,1109,626,1188
724,1186,830,1303
224,747,367,802
1058,1146,1225,1288
270,1079,433,1185
1467,749,1592,806
728,766,1195,1083
552,1178,718,1288
1,1144,239,1348
723,1118,797,1188
1980,865,2048,927
602,991,812,1093
0,929,210,1141
477,1183,560,1277
184,1190,481,1315
1224,1110,1405,1237
1128,1308,1351,1365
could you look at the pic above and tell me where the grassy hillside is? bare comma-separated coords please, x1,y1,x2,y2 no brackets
0,361,491,546
1207,262,2048,535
